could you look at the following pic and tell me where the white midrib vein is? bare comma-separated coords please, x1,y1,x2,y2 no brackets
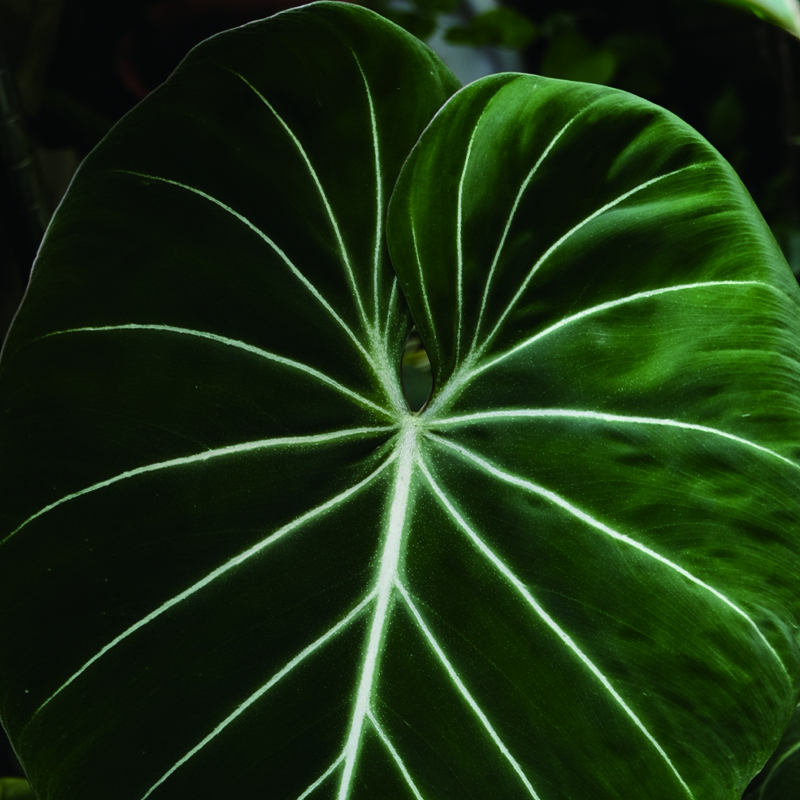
141,593,376,799
337,422,418,799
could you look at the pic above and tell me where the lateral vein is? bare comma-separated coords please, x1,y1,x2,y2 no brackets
476,164,705,358
428,435,791,685
349,53,383,332
295,754,346,800
417,456,693,797
367,709,425,800
469,112,580,356
39,323,391,417
31,453,397,716
140,597,373,799
226,71,370,332
7,426,396,547
115,169,375,369
431,408,800,474
469,280,778,380
397,580,542,800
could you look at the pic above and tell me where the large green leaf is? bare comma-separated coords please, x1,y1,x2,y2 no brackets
1,3,800,798
709,0,800,36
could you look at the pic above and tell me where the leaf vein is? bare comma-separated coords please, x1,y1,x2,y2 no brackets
396,580,542,799
140,598,372,799
30,453,396,715
39,324,392,417
431,408,800,473
417,455,693,797
115,169,375,371
427,435,791,687
225,71,370,331
367,709,425,800
476,164,706,358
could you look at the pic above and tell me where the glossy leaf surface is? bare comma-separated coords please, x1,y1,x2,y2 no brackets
1,3,800,799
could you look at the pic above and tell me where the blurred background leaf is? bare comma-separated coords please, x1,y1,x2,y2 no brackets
710,0,800,38
445,7,537,49
0,778,34,800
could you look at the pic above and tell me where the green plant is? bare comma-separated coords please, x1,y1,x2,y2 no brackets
713,0,800,35
1,2,800,797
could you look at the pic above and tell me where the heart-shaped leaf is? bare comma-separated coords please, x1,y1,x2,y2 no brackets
1,3,800,799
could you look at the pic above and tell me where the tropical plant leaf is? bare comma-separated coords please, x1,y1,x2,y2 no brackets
1,3,800,799
709,0,800,37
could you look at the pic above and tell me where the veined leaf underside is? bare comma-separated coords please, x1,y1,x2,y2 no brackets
13,270,794,798
72,410,782,799
2,7,798,800
133,415,733,799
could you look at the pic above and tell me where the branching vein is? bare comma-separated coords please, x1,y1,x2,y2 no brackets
367,709,425,800
469,112,580,357
295,754,346,800
349,53,383,332
417,456,693,797
427,435,791,685
140,596,374,799
7,426,396,548
431,408,800,474
39,324,391,417
32,452,397,715
475,164,705,358
226,71,370,332
115,169,375,370
428,279,780,417
397,581,541,799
